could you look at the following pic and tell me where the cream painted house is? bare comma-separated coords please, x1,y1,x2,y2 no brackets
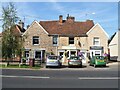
22,15,109,63
87,23,109,58
109,31,118,61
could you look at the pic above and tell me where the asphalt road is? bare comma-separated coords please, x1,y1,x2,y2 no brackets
1,62,119,88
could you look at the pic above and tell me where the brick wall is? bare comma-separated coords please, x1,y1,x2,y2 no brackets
23,21,57,55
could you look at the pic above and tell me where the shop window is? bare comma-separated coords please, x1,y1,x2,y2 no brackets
95,51,100,56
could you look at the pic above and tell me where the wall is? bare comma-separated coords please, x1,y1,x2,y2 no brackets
23,21,57,55
109,32,118,57
87,24,109,54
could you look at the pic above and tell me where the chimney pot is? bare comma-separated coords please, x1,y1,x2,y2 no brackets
66,14,75,23
18,20,24,29
59,15,63,24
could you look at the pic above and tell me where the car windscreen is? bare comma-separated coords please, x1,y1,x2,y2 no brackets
48,56,58,60
96,56,104,60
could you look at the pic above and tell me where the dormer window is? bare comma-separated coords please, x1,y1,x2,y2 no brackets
33,36,39,45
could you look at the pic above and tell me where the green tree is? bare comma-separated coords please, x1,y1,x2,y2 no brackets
2,2,21,61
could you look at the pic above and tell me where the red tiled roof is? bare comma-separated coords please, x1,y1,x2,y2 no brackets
39,20,94,36
0,25,23,37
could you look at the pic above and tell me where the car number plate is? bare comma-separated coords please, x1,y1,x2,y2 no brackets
99,60,104,62
49,60,55,62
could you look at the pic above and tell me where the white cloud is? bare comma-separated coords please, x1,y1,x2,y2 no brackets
51,2,66,14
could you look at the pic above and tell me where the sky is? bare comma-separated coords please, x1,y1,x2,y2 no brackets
0,1,119,38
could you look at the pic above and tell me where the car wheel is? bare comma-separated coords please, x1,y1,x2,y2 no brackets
80,65,82,68
46,66,48,68
104,65,106,67
94,64,96,68
89,63,91,66
68,66,71,68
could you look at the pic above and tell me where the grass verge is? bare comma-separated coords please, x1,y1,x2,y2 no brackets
0,64,42,69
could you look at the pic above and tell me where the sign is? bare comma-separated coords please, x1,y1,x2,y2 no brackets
90,46,103,50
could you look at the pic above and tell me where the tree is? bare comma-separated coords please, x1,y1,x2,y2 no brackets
2,2,21,61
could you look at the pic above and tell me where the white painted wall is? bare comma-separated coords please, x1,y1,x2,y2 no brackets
109,32,118,57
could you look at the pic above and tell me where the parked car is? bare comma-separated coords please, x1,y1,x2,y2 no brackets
68,56,82,68
46,55,62,68
89,56,106,67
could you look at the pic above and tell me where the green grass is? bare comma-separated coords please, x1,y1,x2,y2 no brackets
0,64,42,69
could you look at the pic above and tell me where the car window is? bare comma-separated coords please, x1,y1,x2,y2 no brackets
70,57,79,60
96,56,104,60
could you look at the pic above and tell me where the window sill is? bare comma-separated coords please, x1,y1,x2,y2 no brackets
92,45,101,46
33,44,39,46
69,44,75,46
53,44,58,46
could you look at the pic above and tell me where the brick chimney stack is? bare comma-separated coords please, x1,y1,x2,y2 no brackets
66,14,75,23
18,20,24,29
59,15,63,24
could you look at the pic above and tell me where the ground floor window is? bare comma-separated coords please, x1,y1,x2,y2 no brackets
34,50,45,62
71,51,76,56
59,52,64,56
25,51,29,58
35,51,41,58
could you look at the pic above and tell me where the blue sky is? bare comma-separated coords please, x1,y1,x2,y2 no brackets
0,2,118,37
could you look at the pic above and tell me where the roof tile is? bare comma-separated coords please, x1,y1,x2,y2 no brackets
39,20,94,36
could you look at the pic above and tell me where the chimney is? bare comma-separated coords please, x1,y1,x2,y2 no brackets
18,20,24,29
27,25,30,29
59,15,63,24
66,14,75,23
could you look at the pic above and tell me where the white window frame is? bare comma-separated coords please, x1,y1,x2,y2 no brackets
32,36,39,45
93,37,100,46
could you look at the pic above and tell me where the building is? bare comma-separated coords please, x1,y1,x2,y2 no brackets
109,31,118,61
22,15,109,63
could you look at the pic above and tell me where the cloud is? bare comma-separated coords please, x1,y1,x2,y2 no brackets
50,2,66,14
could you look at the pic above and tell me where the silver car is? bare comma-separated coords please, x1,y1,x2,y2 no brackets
68,56,82,68
46,55,62,68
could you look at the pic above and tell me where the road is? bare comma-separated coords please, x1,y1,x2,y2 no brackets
1,62,119,89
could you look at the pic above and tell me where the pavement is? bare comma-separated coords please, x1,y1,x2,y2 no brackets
0,61,118,71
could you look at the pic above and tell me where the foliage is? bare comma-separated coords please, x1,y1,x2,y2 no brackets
2,2,21,60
